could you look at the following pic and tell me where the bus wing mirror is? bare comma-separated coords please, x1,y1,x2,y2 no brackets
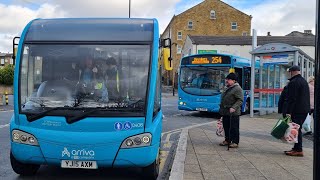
13,37,20,61
163,48,173,71
160,38,171,48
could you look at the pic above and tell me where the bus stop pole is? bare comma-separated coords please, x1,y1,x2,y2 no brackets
314,1,320,179
250,29,257,117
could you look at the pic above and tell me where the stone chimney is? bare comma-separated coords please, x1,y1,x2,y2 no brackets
304,30,312,34
267,32,271,36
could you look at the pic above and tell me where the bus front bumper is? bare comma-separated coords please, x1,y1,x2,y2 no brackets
11,141,159,168
178,101,220,112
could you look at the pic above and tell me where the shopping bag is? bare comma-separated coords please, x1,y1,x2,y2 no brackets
216,117,224,137
302,114,311,132
271,116,290,139
282,122,300,143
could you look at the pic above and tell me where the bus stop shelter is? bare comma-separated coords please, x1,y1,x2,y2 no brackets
249,43,314,117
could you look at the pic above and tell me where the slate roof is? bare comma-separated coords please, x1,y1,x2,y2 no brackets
189,35,315,46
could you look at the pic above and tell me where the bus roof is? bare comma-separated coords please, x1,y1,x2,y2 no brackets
24,18,155,42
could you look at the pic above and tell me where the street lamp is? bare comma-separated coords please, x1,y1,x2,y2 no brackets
129,0,131,18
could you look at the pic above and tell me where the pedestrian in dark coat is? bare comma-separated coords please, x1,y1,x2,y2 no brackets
284,65,310,157
219,73,243,148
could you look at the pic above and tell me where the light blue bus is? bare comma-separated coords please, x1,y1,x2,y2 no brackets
10,18,171,179
178,53,252,113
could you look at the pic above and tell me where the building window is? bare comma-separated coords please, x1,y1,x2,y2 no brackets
242,32,248,36
188,21,193,29
188,49,191,56
231,22,237,30
10,58,13,64
177,45,182,54
210,10,216,19
177,31,182,40
0,58,4,65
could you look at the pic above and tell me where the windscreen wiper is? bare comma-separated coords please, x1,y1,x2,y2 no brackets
26,106,76,122
66,108,105,124
66,107,143,124
128,99,145,108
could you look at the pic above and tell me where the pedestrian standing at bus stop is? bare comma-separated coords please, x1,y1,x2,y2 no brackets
219,73,243,148
304,76,315,135
285,65,310,157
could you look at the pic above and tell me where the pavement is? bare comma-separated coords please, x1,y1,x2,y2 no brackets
170,114,313,180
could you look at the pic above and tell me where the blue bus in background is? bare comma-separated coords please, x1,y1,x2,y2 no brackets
178,53,252,114
10,18,172,179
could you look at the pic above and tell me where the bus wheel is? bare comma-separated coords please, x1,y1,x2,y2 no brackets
10,151,40,176
142,149,160,179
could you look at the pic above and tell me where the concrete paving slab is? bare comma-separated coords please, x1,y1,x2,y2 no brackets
202,172,235,180
178,115,314,180
184,164,201,173
184,172,204,180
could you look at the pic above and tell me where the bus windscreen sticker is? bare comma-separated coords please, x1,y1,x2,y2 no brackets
114,122,123,131
123,122,132,130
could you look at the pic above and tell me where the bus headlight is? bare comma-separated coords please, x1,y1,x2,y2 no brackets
121,133,152,149
125,139,134,146
142,136,150,144
179,101,183,105
12,130,39,146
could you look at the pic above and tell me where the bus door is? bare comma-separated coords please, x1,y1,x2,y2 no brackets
234,67,243,87
235,67,250,113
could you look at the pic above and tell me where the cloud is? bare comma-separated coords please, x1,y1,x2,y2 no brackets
0,0,180,52
51,0,179,33
0,2,66,53
225,0,316,36
0,0,316,53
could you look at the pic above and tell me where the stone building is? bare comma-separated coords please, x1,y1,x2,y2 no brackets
160,0,252,87
0,53,14,68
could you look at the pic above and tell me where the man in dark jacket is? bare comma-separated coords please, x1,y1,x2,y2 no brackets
278,84,288,118
219,73,243,148
285,65,310,157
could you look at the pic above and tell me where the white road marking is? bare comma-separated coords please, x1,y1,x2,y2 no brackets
0,124,9,128
161,121,215,136
0,110,13,112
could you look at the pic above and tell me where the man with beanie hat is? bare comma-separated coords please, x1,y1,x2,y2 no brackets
219,73,243,148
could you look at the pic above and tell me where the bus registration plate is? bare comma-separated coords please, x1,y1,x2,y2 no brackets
61,160,97,169
196,108,208,111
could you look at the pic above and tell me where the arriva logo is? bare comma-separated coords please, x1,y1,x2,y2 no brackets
61,147,95,157
196,98,207,102
62,147,71,157
71,149,95,156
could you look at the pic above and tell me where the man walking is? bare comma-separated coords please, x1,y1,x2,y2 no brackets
285,65,310,157
219,73,243,148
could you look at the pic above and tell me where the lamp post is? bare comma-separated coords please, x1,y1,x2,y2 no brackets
314,1,320,179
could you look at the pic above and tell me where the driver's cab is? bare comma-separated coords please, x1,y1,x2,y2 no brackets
21,49,111,109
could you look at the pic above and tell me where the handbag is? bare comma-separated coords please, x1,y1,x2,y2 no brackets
271,116,290,139
302,114,312,132
282,122,300,143
216,117,224,137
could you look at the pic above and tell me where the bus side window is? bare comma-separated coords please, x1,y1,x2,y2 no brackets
243,67,251,90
